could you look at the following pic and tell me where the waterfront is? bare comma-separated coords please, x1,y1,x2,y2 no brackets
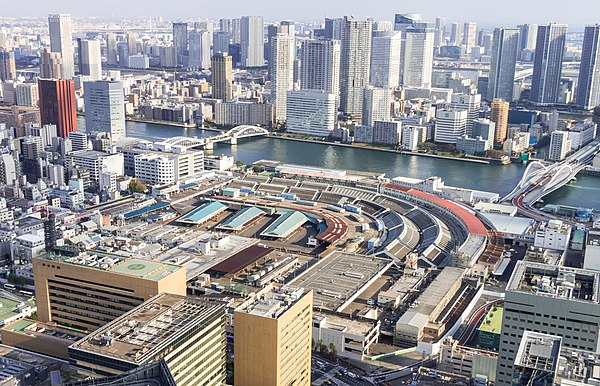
79,118,600,209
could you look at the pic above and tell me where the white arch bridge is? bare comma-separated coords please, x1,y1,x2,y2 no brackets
161,125,269,149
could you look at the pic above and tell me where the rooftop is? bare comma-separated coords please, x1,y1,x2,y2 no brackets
217,206,265,232
507,261,600,303
260,210,309,238
236,284,308,319
38,251,182,281
478,306,503,334
514,331,562,372
178,201,227,224
314,312,376,336
123,202,170,220
70,293,224,365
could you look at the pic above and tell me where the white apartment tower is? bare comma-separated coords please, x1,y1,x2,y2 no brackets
48,14,75,79
370,31,401,88
548,130,571,161
300,39,340,99
488,28,520,101
77,39,102,80
270,33,293,123
286,90,336,137
362,87,392,127
402,23,434,88
241,16,264,67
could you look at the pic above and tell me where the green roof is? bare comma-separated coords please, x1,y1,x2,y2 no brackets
5,319,35,333
478,306,503,334
260,210,308,238
0,296,35,323
218,206,264,231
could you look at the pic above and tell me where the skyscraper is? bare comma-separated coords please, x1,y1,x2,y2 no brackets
488,28,520,101
530,23,567,105
126,31,138,56
188,29,211,69
362,86,392,127
286,90,336,137
324,18,343,40
240,16,264,67
211,52,233,101
370,31,401,88
490,98,509,144
77,39,102,80
339,16,372,119
300,39,340,97
270,33,293,122
517,23,538,60
48,14,74,79
434,109,468,143
106,32,118,66
213,31,231,55
462,22,477,50
577,25,600,110
0,50,15,81
434,17,446,47
450,22,461,45
38,79,77,138
402,22,434,88
84,80,126,141
172,22,188,66
40,48,64,79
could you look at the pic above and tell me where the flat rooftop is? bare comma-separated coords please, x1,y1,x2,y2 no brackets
38,251,182,281
314,312,375,336
3,319,85,343
291,252,392,312
478,306,503,334
70,293,224,365
508,261,600,303
236,284,308,319
515,331,562,372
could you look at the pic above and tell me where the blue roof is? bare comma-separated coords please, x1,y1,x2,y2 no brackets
124,202,170,220
180,201,227,224
180,183,198,190
218,206,265,231
260,211,308,238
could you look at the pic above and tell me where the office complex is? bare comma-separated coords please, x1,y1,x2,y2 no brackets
48,14,74,79
38,79,77,138
462,22,477,51
548,130,572,161
496,262,600,385
370,31,401,88
188,29,211,69
235,284,313,386
577,25,600,110
286,90,336,137
212,52,233,101
240,16,264,67
362,86,392,127
402,21,434,88
488,28,520,101
434,17,446,47
300,39,340,98
33,251,186,332
40,48,64,79
0,50,16,81
450,93,481,136
472,118,496,148
434,109,468,143
339,16,372,119
269,33,293,122
490,98,509,144
517,23,538,60
530,23,567,105
69,293,226,385
450,22,461,46
83,80,126,141
15,83,39,107
106,32,118,66
77,39,102,80
172,22,188,66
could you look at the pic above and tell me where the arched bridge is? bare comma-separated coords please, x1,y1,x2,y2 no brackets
162,125,269,149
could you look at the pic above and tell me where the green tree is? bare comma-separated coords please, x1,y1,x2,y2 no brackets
128,178,147,193
251,165,263,173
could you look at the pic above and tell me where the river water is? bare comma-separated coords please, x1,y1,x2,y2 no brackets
78,118,600,210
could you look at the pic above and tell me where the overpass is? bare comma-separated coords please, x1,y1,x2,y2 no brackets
160,125,269,150
502,140,600,220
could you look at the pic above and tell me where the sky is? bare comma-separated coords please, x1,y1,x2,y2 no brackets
3,0,597,29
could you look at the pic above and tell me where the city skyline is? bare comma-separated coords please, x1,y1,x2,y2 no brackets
1,1,599,28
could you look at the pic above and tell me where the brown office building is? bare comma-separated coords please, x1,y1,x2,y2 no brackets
212,52,234,101
490,98,509,144
38,78,78,137
0,50,16,81
33,251,186,332
234,283,313,386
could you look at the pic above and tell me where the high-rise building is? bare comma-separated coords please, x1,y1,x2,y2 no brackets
69,293,226,385
213,31,231,55
517,24,538,60
40,48,64,79
496,262,600,386
188,29,211,69
370,31,401,88
240,16,264,67
548,130,571,161
48,14,74,79
269,33,293,122
234,284,313,386
117,42,129,68
324,18,343,40
339,16,372,119
372,120,402,146
450,93,481,136
530,24,567,105
286,90,336,137
38,79,77,138
434,17,446,47
172,22,188,66
77,39,102,80
577,25,600,110
462,22,477,50
490,98,509,144
15,83,39,107
488,28,520,102
211,52,233,101
402,22,434,88
450,22,461,46
33,251,186,332
0,50,16,81
126,32,137,56
299,39,340,98
434,109,468,143
362,86,392,127
472,118,496,148
84,80,126,141
106,32,118,66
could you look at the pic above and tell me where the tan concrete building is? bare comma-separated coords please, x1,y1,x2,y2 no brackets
490,98,509,144
234,283,313,386
33,251,185,332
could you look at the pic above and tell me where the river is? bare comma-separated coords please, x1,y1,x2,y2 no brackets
78,118,600,210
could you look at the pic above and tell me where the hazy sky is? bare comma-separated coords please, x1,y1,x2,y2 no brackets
3,0,597,28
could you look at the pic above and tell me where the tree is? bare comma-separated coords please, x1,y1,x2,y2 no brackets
128,179,147,193
328,343,337,360
7,273,26,287
251,165,263,173
485,149,507,159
